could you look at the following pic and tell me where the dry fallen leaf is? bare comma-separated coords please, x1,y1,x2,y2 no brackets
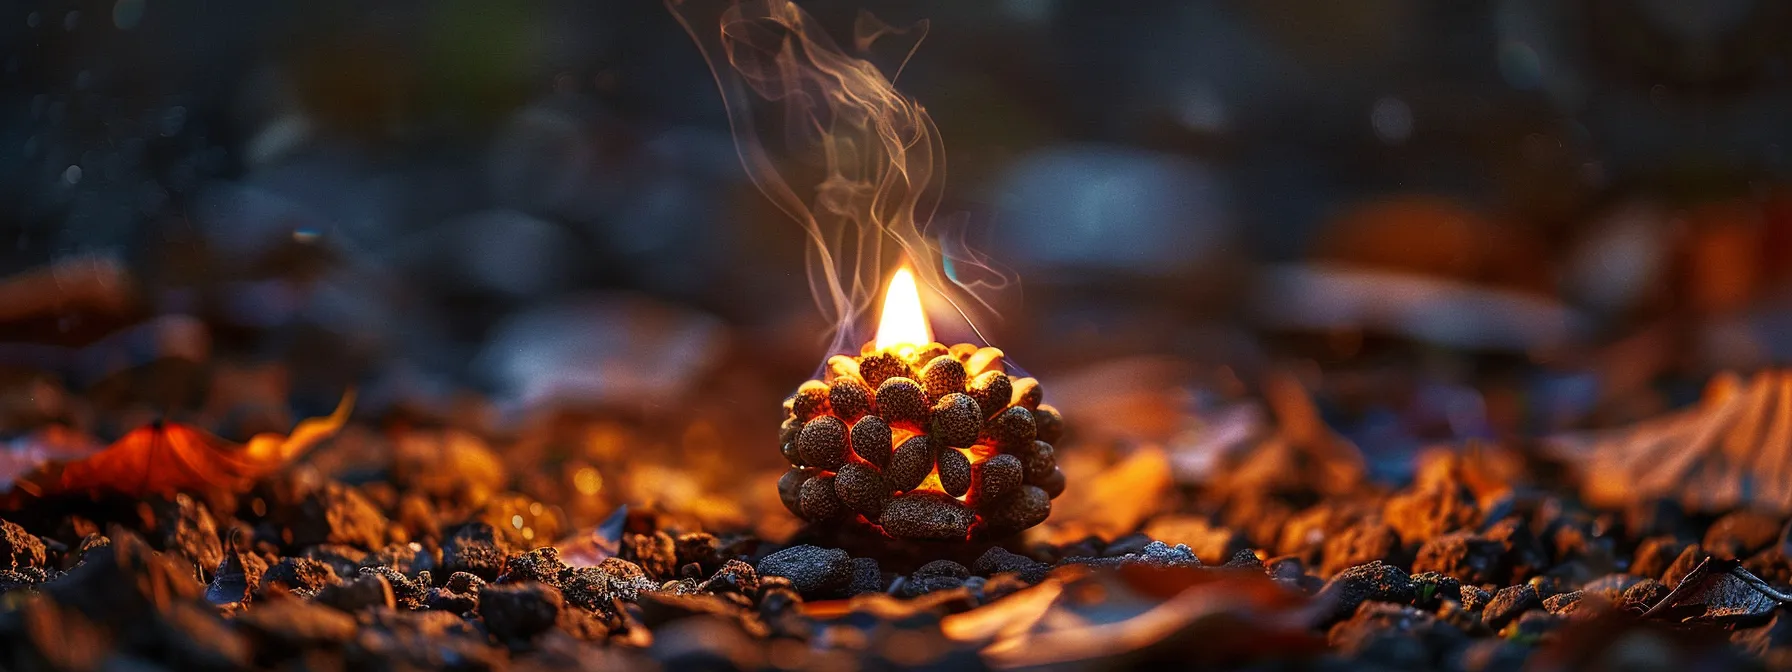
4,390,353,503
1642,557,1789,623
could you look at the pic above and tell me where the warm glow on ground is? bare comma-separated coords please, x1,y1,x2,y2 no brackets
874,267,932,351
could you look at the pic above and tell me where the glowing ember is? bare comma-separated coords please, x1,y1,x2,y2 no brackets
875,267,932,352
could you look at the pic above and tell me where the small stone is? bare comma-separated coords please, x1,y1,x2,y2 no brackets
1322,522,1404,578
1460,585,1492,611
700,559,758,595
797,415,850,471
1631,535,1688,580
800,474,848,521
920,356,968,400
833,463,891,518
1483,585,1540,629
880,491,977,540
969,454,1023,507
1010,377,1043,409
851,416,894,469
858,352,912,389
777,467,814,518
1383,484,1481,545
974,547,1049,584
1037,467,1066,499
442,523,511,582
755,545,851,597
623,531,678,581
968,371,1014,420
937,448,972,498
1032,405,1064,443
316,572,396,613
966,347,1005,376
780,440,802,465
847,557,882,595
930,393,982,448
915,560,970,579
779,417,801,446
498,547,568,586
363,567,430,610
1542,590,1583,615
1316,562,1414,624
978,486,1051,537
875,377,930,428
259,557,339,596
887,435,938,492
983,406,1038,450
1412,531,1505,586
479,582,563,643
1409,572,1461,610
828,377,875,424
790,380,831,421
0,520,46,570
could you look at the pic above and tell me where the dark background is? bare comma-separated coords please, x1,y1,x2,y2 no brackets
5,0,1792,460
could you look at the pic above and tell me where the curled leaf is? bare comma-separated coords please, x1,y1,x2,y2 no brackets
6,390,354,502
1642,557,1791,623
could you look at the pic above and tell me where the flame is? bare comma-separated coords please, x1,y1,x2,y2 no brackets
875,267,931,350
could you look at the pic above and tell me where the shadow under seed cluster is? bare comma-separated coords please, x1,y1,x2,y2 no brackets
777,344,1065,541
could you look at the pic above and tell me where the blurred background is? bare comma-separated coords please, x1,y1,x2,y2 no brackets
5,0,1792,517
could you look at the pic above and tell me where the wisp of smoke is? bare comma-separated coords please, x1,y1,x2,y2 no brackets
668,0,1017,357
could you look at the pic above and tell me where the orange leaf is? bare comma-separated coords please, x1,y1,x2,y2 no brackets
10,390,353,501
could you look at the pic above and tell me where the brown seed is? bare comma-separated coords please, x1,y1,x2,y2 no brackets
1021,441,1056,483
858,352,911,389
797,416,849,471
780,441,803,466
875,377,929,428
1032,404,1064,444
969,454,1023,507
1037,467,1066,499
850,416,893,469
968,371,1013,420
937,448,971,498
886,435,938,492
828,377,874,424
777,468,814,517
825,355,861,382
966,347,1005,376
982,406,1038,450
949,343,979,361
1010,377,1043,410
791,380,831,420
930,393,982,448
879,491,976,540
800,475,847,521
779,416,801,445
910,343,950,367
919,355,968,400
980,485,1051,536
833,463,890,518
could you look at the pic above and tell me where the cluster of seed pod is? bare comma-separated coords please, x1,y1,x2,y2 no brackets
777,342,1065,541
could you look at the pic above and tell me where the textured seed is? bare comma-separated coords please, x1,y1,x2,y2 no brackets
1032,405,1063,444
833,463,890,518
980,486,1051,536
919,356,967,400
800,475,847,521
968,371,1013,420
1021,441,1057,483
858,352,911,389
879,491,976,540
937,448,971,498
1010,377,1043,410
850,416,893,469
969,454,1023,507
1037,467,1066,499
876,377,929,428
982,406,1038,450
966,347,1005,376
828,377,875,424
797,416,849,470
777,468,814,517
930,393,982,448
887,435,938,492
825,355,861,382
792,380,832,420
974,374,1017,421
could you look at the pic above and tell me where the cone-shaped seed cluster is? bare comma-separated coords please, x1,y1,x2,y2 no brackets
777,344,1066,541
